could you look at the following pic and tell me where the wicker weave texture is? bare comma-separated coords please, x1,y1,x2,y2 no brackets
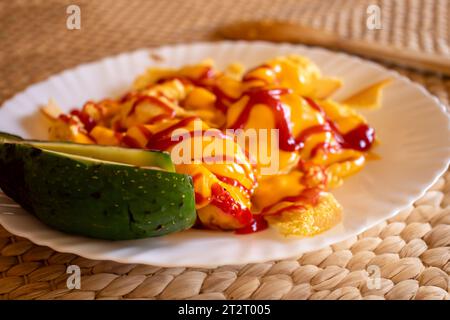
0,172,449,300
1,0,449,103
0,0,449,300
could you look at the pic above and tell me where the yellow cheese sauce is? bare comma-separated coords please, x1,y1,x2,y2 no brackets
43,55,388,236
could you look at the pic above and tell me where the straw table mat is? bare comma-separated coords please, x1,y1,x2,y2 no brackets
0,0,449,300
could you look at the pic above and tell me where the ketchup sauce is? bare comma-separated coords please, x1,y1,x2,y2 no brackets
235,214,268,234
228,89,376,155
127,95,176,117
210,183,253,227
69,109,96,132
215,174,252,197
229,88,299,151
303,97,376,153
145,116,197,150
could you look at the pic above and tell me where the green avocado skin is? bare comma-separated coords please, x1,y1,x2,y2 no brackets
0,143,196,240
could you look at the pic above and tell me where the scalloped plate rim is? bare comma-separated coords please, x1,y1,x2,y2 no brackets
0,41,449,267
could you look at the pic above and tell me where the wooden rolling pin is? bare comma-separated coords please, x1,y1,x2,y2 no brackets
218,20,450,76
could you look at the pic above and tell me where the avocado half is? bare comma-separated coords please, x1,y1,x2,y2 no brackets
0,132,196,240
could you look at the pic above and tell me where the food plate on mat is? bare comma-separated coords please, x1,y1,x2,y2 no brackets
0,42,449,267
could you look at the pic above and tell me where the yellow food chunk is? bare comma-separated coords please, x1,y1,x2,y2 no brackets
184,87,216,109
48,118,94,145
72,132,95,144
124,125,151,148
309,77,342,99
342,79,391,109
133,68,175,90
82,102,102,122
252,171,305,211
215,74,243,100
48,55,385,236
90,126,120,146
265,192,342,237
41,99,63,120
225,62,245,80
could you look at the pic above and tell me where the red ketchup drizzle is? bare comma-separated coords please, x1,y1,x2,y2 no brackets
146,119,235,152
310,141,333,158
200,66,237,113
210,86,234,114
262,204,306,217
156,66,214,87
235,214,268,234
255,188,321,222
127,95,175,118
278,187,322,206
192,173,203,183
244,188,323,234
261,187,322,218
340,124,375,152
192,176,257,231
209,183,253,226
229,88,299,151
122,136,141,148
147,130,196,151
137,125,153,140
295,123,331,151
69,109,97,132
242,64,275,84
147,113,172,125
157,67,235,114
194,192,208,206
215,174,252,197
114,132,123,143
146,117,198,150
122,125,153,148
58,114,77,126
303,97,325,116
302,97,376,153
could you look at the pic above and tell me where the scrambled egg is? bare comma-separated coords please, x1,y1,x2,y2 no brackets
42,55,388,236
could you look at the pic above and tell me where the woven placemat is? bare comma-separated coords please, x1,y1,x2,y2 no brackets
0,0,449,300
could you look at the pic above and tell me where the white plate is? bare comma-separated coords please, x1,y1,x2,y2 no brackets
0,42,449,267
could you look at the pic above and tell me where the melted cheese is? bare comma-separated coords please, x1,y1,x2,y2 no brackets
46,55,386,235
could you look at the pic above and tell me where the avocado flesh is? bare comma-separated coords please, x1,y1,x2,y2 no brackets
32,142,174,172
0,142,196,240
0,132,174,172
